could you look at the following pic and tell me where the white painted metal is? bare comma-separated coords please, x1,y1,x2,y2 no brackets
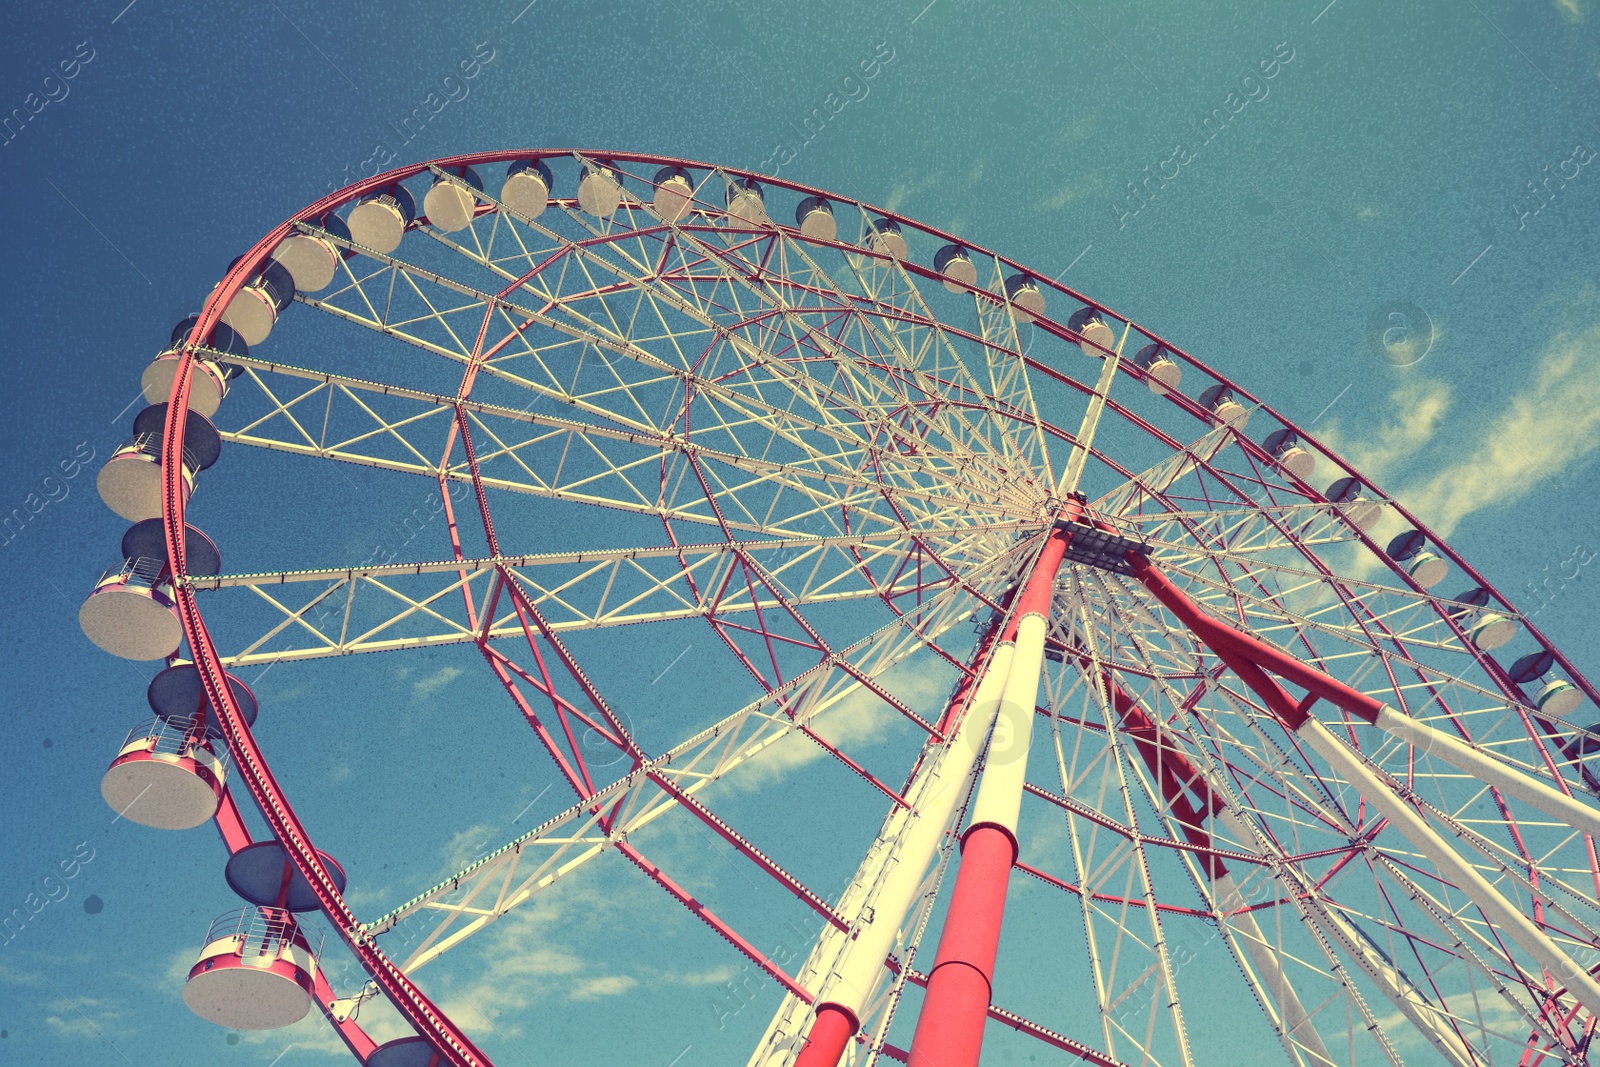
1373,703,1600,840
1305,899,1478,1067
1209,809,1334,1067
968,613,1047,836
819,643,1015,1018
1296,716,1600,1017
1058,319,1129,497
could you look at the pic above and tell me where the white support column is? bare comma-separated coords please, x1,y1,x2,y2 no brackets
967,613,1048,837
1306,900,1478,1067
1374,705,1600,840
817,643,1017,1020
1211,813,1334,1067
1297,717,1600,1017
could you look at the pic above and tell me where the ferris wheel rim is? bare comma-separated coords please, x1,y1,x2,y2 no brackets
167,148,1586,694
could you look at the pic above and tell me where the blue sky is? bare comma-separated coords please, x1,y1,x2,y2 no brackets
2,0,1600,1065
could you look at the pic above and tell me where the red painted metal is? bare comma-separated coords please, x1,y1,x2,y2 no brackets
613,839,813,1001
791,612,1016,1065
907,827,1017,1067
1127,551,1383,726
793,1004,859,1067
647,772,847,930
213,789,253,853
905,518,1075,1067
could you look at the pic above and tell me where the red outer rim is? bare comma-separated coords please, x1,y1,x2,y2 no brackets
156,150,1596,1067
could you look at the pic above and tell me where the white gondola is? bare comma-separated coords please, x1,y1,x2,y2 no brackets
97,404,222,522
1468,613,1517,650
1262,428,1314,480
726,178,767,227
652,166,694,222
269,213,351,293
577,162,623,218
501,158,554,219
1067,306,1117,356
1447,586,1516,650
934,244,977,293
422,166,483,232
143,318,247,418
100,715,228,830
795,196,836,242
867,218,906,259
1324,476,1381,531
1132,343,1182,395
184,908,322,1030
1005,274,1046,325
1386,529,1446,587
1538,679,1584,718
79,557,182,661
348,186,417,254
1406,552,1449,587
1200,384,1251,431
79,520,220,661
217,259,294,347
141,348,233,419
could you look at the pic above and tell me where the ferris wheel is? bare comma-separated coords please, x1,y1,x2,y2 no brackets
77,149,1600,1067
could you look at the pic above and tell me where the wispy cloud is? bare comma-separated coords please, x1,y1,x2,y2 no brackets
427,883,644,1039
441,822,498,875
570,974,639,1000
715,663,953,790
40,995,133,1041
413,665,464,698
1324,377,1454,486
883,172,944,214
1393,316,1600,536
1318,300,1600,554
1369,989,1526,1050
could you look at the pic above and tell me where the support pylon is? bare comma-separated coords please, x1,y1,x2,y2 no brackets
903,512,1076,1067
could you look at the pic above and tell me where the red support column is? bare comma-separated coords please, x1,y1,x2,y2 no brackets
794,1004,859,1067
793,604,1020,1067
906,516,1075,1067
905,827,1017,1065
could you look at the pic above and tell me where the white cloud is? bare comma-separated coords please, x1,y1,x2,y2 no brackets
40,995,133,1042
1310,307,1600,593
412,666,464,698
883,173,943,214
1392,318,1600,536
423,881,646,1040
1369,988,1527,1051
1325,377,1454,486
440,822,498,875
717,663,953,790
0,960,45,986
569,974,639,1000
